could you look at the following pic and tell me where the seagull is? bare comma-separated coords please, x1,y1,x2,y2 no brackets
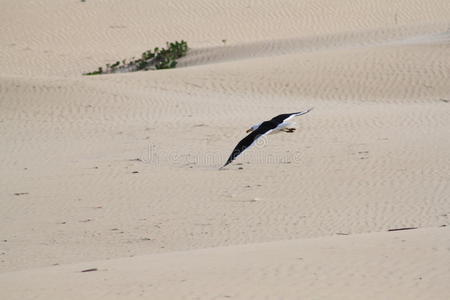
221,108,313,168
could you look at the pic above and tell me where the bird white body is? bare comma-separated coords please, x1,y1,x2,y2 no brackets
247,121,296,134
272,121,296,133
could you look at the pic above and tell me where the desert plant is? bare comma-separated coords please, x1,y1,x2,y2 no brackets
83,41,188,75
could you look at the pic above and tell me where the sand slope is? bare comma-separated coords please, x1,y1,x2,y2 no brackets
1,0,450,298
1,228,449,300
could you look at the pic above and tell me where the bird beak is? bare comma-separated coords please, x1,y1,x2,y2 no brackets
246,129,252,133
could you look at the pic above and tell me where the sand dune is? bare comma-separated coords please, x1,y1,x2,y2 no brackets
1,0,449,76
1,228,449,299
1,0,450,298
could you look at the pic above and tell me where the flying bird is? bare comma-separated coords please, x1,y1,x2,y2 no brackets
221,108,313,168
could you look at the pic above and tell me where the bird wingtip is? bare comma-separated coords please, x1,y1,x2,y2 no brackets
219,162,229,170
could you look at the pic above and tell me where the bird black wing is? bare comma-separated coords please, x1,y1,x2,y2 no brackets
222,121,277,167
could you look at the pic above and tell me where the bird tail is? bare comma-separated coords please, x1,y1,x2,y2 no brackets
295,107,314,116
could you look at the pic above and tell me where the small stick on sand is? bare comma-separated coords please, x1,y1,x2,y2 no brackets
388,227,418,232
81,268,98,273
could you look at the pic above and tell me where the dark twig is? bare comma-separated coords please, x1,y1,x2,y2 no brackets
388,227,418,232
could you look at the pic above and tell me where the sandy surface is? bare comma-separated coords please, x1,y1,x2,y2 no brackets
1,0,450,299
1,228,449,300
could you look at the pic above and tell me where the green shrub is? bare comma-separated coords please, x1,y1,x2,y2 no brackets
83,40,188,75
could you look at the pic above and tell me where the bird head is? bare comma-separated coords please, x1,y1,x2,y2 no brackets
246,123,260,133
